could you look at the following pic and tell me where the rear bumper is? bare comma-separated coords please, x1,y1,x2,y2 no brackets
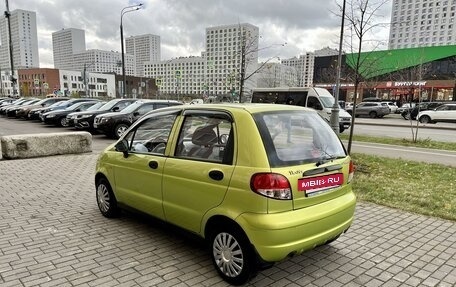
237,191,356,262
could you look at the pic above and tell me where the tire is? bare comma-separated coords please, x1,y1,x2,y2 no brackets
96,177,120,218
339,126,345,133
114,123,129,139
209,225,257,285
403,112,410,120
369,111,377,118
419,115,431,124
59,117,69,127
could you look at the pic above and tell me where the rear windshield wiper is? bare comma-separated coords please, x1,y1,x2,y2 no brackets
315,155,346,167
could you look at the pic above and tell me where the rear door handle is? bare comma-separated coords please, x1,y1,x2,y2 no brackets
209,170,224,181
148,161,158,169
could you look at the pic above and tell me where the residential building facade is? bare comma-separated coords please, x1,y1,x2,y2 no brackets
52,28,86,70
72,49,135,76
281,53,315,87
0,9,39,70
126,34,161,76
389,0,456,49
256,63,298,88
144,56,206,98
205,23,259,98
18,68,60,97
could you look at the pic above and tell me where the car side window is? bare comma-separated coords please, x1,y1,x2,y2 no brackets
307,96,321,110
175,115,233,164
124,114,177,155
136,104,155,115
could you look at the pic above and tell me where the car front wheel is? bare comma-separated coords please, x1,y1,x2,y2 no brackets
96,177,120,218
59,117,69,127
210,226,256,285
369,111,377,118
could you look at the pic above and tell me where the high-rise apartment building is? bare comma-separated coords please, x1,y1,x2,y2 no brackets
281,54,315,87
0,9,39,69
389,0,456,49
205,23,259,97
72,49,135,76
52,28,86,70
257,63,298,88
144,56,206,97
125,34,160,76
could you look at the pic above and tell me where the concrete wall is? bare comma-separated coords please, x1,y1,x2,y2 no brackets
0,132,92,160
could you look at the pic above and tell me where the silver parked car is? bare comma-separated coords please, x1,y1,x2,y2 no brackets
347,102,390,118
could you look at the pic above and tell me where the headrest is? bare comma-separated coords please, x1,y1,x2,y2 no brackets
192,126,217,146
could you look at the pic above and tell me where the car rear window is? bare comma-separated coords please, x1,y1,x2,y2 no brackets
253,110,347,167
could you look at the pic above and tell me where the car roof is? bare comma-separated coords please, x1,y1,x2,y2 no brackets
157,103,316,114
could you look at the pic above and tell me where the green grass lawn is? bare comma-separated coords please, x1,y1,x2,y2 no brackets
339,134,456,151
351,153,456,221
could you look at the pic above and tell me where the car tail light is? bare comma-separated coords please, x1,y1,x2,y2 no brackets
348,160,355,183
250,173,292,200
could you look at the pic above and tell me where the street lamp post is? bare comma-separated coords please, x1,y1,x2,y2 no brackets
329,0,346,135
120,3,143,98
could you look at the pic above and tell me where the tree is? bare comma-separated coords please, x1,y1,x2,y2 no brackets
338,0,390,154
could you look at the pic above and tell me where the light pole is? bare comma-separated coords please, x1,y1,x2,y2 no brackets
329,0,346,135
120,3,143,98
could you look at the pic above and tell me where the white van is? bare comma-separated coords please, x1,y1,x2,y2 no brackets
251,87,352,132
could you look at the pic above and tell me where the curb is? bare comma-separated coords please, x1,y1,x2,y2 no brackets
355,122,456,131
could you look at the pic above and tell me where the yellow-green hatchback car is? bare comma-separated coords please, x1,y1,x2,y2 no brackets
95,103,356,285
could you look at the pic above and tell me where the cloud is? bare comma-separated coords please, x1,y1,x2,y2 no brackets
3,0,391,68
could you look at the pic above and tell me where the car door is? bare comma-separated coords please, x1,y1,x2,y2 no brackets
111,111,180,220
356,103,367,116
161,110,235,233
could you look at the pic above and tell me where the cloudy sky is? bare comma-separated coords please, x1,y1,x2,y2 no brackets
3,0,392,68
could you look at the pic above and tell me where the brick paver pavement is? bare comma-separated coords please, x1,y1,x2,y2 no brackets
1,154,455,286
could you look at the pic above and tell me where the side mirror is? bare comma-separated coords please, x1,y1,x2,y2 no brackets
75,109,81,112
115,139,129,158
112,106,120,112
133,111,140,116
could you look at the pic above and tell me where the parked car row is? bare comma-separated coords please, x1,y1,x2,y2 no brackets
0,97,183,139
400,101,445,120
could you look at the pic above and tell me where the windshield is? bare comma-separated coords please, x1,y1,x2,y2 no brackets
66,103,85,111
51,101,69,107
99,100,120,111
86,102,105,111
254,110,346,167
120,102,143,113
319,96,335,108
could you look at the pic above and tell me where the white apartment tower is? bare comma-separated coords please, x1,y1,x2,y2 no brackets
52,28,86,70
0,9,39,69
389,0,456,49
72,49,135,76
144,56,206,97
125,34,160,77
205,23,259,97
281,54,315,87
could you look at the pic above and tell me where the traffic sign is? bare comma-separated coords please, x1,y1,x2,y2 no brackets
34,79,40,86
43,82,49,89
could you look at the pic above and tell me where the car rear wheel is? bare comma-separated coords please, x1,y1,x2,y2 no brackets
369,111,377,118
209,225,256,285
114,123,129,139
96,177,120,218
419,115,431,124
